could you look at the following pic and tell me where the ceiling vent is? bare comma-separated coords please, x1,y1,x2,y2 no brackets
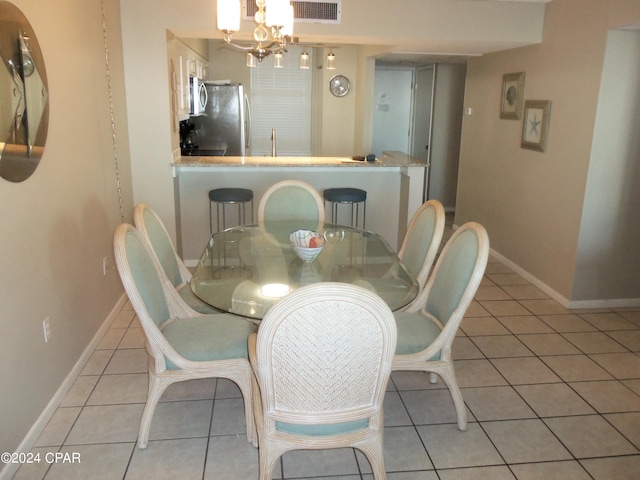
243,0,341,24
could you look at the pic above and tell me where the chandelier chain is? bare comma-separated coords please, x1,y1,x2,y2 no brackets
100,0,125,223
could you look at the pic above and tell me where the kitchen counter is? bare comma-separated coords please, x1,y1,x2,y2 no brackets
172,152,428,262
173,151,427,168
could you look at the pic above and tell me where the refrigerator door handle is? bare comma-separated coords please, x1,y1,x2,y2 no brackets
245,93,251,149
199,83,208,110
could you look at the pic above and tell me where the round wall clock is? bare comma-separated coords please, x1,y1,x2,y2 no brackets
329,74,350,97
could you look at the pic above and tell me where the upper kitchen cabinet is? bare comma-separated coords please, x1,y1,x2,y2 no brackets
167,35,209,123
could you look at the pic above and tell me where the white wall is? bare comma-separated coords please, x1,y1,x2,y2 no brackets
572,28,640,303
0,0,131,468
456,0,640,305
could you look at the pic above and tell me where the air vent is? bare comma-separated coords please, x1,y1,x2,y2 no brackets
243,0,341,24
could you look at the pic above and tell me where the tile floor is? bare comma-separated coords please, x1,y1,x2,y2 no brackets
13,221,640,479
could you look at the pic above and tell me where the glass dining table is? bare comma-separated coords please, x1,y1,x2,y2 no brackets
191,220,419,320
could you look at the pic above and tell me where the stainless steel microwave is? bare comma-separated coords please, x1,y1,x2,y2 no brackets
190,76,207,116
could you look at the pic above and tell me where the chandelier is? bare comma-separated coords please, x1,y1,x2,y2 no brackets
217,0,338,69
217,0,294,66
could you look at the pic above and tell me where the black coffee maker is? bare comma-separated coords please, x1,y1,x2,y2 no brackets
179,120,198,155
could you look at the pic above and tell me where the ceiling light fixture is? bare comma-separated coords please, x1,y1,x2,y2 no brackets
326,50,336,70
218,0,294,65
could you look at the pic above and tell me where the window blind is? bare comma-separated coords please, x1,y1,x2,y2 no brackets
250,47,313,156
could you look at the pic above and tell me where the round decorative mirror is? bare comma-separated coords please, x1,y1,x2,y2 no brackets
0,1,49,182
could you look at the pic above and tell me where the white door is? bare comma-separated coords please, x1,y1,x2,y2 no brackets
372,68,413,158
411,66,434,164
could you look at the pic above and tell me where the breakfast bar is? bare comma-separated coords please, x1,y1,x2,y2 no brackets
172,151,428,263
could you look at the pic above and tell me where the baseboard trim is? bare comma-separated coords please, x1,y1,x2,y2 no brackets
0,293,128,480
452,223,640,310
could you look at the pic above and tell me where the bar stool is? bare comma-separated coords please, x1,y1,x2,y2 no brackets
323,188,367,229
208,188,254,234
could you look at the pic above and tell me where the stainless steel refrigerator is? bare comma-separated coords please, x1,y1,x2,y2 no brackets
190,82,249,156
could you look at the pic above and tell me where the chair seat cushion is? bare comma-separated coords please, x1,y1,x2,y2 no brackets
162,314,254,369
209,188,253,203
323,188,367,203
394,312,443,357
276,419,369,436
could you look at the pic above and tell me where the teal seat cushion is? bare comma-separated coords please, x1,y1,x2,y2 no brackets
276,419,369,436
162,314,254,369
394,312,442,357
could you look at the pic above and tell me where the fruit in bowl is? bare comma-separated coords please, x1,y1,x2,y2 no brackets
289,229,326,262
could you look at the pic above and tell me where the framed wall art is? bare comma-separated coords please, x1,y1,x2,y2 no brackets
521,100,551,152
500,72,525,120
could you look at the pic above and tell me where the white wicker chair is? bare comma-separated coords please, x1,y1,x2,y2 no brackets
133,202,220,314
393,222,489,431
249,283,397,480
398,199,446,292
113,223,257,448
257,179,325,230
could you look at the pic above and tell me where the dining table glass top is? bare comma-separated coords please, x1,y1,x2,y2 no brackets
191,220,419,320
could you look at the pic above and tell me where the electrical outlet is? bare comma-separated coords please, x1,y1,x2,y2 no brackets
102,256,108,275
43,317,51,343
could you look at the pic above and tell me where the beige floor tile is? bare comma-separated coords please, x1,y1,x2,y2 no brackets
383,391,413,426
470,335,534,358
545,415,638,458
486,273,531,286
86,373,148,405
516,333,581,356
111,309,137,329
579,312,637,330
417,423,504,469
210,397,250,436
34,407,82,447
497,315,554,334
148,399,213,441
484,263,514,275
357,426,433,473
460,317,511,336
622,379,640,396
617,310,640,325
540,355,613,382
126,438,208,480
570,380,640,413
491,357,562,385
96,328,127,350
461,386,535,421
604,412,640,449
119,327,146,348
65,404,143,445
590,352,640,379
515,383,595,417
464,301,492,318
581,455,640,480
12,446,61,480
482,419,572,463
401,389,470,426
204,434,262,480
437,465,516,480
391,370,445,391
281,447,360,478
104,348,148,374
370,472,438,480
509,460,592,479
80,350,114,376
60,375,100,407
605,330,640,351
45,443,134,480
454,359,509,388
479,300,531,317
561,331,628,354
474,286,512,301
518,299,571,315
501,285,549,300
452,337,485,360
214,378,243,398
160,378,217,402
538,314,597,332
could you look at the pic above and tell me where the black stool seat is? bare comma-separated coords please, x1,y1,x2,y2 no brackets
208,188,254,234
323,188,367,203
209,188,253,203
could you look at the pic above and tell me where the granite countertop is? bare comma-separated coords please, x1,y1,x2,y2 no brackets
173,151,427,168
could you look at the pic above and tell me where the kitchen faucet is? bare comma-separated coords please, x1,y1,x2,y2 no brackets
271,128,277,157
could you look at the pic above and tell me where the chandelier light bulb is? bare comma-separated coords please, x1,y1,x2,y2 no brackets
299,50,310,69
217,0,241,33
326,51,336,70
